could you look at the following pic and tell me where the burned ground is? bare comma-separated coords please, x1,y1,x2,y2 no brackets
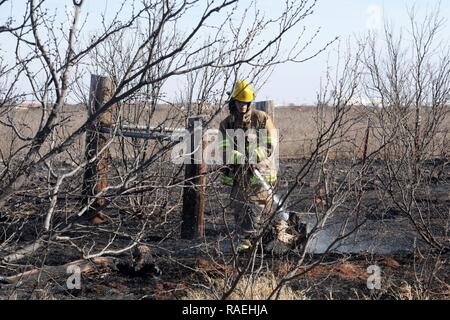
0,159,448,300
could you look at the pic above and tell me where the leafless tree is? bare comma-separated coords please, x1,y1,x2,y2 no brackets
360,7,450,254
0,0,341,299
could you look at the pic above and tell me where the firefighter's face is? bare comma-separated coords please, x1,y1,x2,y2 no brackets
235,100,248,113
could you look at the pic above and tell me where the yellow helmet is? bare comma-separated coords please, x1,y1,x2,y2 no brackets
231,80,256,103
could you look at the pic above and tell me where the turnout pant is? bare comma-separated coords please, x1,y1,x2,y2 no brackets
230,182,274,239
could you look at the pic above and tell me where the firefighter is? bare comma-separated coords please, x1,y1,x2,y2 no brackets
218,80,294,251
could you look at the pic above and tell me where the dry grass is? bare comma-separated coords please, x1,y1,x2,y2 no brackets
384,279,450,300
183,273,308,300
2,104,449,161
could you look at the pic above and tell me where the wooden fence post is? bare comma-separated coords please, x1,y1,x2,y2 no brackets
181,116,206,239
82,75,114,223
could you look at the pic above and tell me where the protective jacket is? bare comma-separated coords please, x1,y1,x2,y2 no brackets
218,105,278,187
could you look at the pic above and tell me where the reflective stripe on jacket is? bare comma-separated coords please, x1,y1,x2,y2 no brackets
218,106,278,186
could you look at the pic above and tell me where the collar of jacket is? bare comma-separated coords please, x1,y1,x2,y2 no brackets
231,104,253,128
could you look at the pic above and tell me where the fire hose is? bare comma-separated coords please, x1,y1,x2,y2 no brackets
251,167,290,222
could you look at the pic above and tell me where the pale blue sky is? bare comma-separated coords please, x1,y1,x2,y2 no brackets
1,0,450,105
265,0,450,104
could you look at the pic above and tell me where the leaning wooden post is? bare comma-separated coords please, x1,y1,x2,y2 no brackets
255,100,275,120
181,116,207,239
82,75,114,223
